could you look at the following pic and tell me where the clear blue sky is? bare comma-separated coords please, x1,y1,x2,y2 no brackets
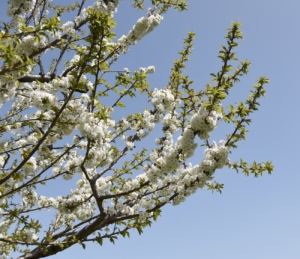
2,0,300,258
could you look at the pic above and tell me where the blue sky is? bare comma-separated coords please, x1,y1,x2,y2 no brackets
2,0,300,258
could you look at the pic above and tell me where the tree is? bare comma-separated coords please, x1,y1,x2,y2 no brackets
0,0,273,258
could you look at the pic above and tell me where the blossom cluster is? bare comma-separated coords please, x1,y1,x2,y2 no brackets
140,66,156,74
202,140,230,170
190,105,223,139
30,90,57,110
146,140,229,206
7,0,37,29
146,128,197,183
61,21,76,37
117,14,163,52
162,112,180,134
72,0,120,28
103,134,229,215
124,109,157,143
0,78,17,102
141,101,228,206
151,89,176,114
89,0,119,16
0,63,34,103
16,35,48,57
174,141,229,205
78,114,114,168
55,189,95,222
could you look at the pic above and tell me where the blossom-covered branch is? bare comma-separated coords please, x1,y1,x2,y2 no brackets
0,1,273,258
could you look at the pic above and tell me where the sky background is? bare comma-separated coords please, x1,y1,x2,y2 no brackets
2,0,300,258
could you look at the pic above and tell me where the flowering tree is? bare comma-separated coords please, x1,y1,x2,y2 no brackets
0,0,273,258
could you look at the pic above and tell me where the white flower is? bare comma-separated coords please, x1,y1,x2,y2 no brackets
146,66,155,74
137,129,144,137
0,156,5,167
151,89,175,113
117,14,163,52
25,157,37,171
126,141,134,149
31,91,57,110
81,93,90,104
121,118,129,125
21,229,38,242
140,67,147,73
61,21,76,36
17,35,48,56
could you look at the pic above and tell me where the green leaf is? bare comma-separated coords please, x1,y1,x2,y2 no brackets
116,101,125,108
